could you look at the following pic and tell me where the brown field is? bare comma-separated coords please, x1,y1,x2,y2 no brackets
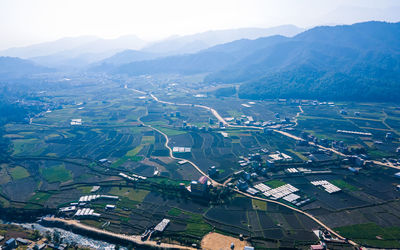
201,232,251,250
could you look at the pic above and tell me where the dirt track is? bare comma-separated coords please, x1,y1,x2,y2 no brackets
43,217,195,249
145,91,360,246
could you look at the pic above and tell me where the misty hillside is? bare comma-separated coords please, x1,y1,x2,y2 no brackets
0,35,147,69
89,50,163,72
0,36,100,58
0,35,147,59
141,25,304,55
95,50,160,66
112,35,289,75
0,25,303,70
111,21,400,102
0,57,52,78
90,25,303,69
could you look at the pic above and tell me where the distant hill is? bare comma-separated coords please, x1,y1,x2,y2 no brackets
96,50,160,66
0,36,99,59
0,25,303,70
0,35,147,59
110,21,400,102
141,25,304,55
0,57,52,78
91,25,303,70
89,50,162,72
112,35,289,75
208,21,400,101
0,35,147,70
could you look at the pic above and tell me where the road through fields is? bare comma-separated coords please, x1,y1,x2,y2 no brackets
133,89,359,246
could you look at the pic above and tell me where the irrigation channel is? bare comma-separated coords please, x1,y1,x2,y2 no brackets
133,88,360,247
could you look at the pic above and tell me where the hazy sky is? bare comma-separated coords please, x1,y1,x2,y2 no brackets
0,0,399,50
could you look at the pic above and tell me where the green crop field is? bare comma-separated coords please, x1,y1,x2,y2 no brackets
40,164,72,183
142,135,155,144
167,207,182,216
9,166,30,180
109,187,150,202
0,71,399,249
126,145,144,157
265,180,286,188
252,199,267,211
183,212,212,237
153,126,187,136
335,223,400,248
28,192,53,204
331,179,358,191
12,138,39,156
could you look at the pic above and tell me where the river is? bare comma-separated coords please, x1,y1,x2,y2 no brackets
8,221,118,249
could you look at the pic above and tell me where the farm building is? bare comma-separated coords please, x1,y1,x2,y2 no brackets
154,219,170,232
191,176,208,196
311,180,341,194
78,194,118,203
105,204,116,210
4,238,17,249
173,147,191,153
74,208,101,218
59,206,76,212
70,119,82,125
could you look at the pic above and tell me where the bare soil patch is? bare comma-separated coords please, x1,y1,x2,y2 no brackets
201,232,251,250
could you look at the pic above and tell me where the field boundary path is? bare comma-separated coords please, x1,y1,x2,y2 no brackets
138,113,221,186
235,190,358,246
132,89,359,247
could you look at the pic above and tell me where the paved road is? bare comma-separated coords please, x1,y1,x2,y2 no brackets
150,93,229,126
294,105,304,127
143,91,359,246
235,190,357,246
140,120,221,187
370,159,400,170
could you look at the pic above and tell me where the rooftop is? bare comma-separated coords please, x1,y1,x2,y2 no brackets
198,176,208,184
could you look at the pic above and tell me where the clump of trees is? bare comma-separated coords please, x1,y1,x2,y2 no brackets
214,86,236,98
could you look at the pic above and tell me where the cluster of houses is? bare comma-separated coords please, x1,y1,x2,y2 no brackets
221,113,294,129
119,172,147,182
186,166,220,197
1,237,61,250
182,120,212,132
275,99,335,106
70,118,82,126
58,192,119,219
190,176,209,196
233,150,286,188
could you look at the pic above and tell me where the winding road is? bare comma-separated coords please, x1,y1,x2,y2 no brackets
132,89,360,246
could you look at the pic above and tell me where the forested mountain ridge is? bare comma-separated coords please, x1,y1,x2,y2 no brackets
229,21,400,101
110,21,400,102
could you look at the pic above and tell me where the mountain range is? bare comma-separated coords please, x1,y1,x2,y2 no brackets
108,21,400,102
0,25,304,70
0,21,399,102
141,25,303,55
0,35,147,69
